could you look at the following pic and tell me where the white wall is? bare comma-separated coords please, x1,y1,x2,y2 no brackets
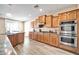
0,17,6,34
24,20,33,36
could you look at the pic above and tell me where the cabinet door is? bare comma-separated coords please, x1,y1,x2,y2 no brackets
45,15,53,27
40,33,44,42
37,33,41,41
66,10,77,20
43,33,50,44
33,32,38,40
18,33,24,44
49,34,59,47
38,15,46,24
58,13,66,22
52,16,59,27
13,34,17,46
69,10,76,20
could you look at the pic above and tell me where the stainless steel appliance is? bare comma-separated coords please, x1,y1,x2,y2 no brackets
60,20,77,47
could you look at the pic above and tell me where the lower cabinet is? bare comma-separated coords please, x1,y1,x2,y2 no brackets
8,33,24,47
8,34,17,47
37,33,41,41
17,33,24,44
33,32,38,41
37,33,44,42
43,33,50,44
49,33,59,47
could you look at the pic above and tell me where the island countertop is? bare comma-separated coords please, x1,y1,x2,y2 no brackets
0,35,17,55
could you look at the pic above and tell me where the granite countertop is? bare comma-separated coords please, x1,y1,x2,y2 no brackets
0,35,17,55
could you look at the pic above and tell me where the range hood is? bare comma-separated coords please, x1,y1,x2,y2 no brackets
37,23,44,28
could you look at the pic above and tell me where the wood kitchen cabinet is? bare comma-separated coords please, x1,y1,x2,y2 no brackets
49,33,59,47
38,15,46,24
40,33,44,42
17,33,24,44
45,15,53,27
43,33,50,44
52,16,59,27
8,33,24,47
37,33,40,41
58,12,67,22
58,10,77,22
33,32,38,41
8,34,17,47
66,10,77,20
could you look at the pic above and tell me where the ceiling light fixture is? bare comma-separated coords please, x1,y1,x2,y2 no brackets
40,9,43,12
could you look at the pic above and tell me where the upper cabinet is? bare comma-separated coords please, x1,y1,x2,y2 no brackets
52,16,59,27
58,12,67,22
58,9,78,22
38,15,46,24
66,10,77,20
45,15,53,28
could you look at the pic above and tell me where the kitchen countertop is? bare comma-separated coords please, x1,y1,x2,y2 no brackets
0,35,17,55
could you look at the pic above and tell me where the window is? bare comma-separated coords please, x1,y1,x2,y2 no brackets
5,20,19,33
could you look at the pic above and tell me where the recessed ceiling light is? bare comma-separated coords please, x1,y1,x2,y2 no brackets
40,9,43,12
6,13,12,17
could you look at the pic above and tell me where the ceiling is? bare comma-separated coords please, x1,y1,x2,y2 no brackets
0,4,77,21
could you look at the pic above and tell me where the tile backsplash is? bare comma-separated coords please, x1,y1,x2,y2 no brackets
33,27,59,34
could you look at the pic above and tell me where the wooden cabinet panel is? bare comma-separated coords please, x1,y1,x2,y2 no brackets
45,15,53,27
66,10,77,20
33,32,38,40
49,33,59,47
58,13,66,22
59,10,77,22
37,33,41,41
38,15,46,23
17,33,24,44
39,33,44,42
8,33,24,47
52,16,59,27
43,33,50,44
13,34,17,46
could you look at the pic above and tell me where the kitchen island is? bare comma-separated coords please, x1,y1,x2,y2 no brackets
0,35,17,55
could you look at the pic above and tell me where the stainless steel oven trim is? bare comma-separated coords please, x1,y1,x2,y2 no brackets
60,24,77,34
59,36,77,47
